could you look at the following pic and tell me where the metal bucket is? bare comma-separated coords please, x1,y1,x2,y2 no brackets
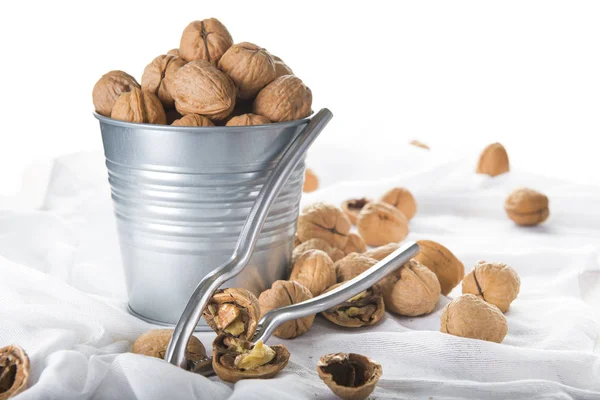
95,114,310,327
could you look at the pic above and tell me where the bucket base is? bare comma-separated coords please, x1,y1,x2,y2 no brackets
128,304,211,332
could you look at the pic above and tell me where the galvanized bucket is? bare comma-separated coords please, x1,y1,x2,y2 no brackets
95,114,312,327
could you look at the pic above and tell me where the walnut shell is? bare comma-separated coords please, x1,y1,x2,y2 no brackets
167,48,179,57
321,283,385,327
413,240,464,296
253,75,312,122
317,353,382,400
272,54,294,79
292,238,345,265
258,280,314,339
303,168,319,193
381,259,440,316
132,329,208,372
110,88,166,125
170,60,236,120
141,54,186,109
504,187,550,226
363,243,401,261
380,187,417,220
297,203,351,249
410,140,429,150
341,198,371,225
462,261,520,312
202,288,260,340
171,114,214,127
476,142,510,177
342,233,367,255
356,201,409,247
0,345,29,400
225,113,270,126
289,249,336,297
179,18,233,64
440,294,508,343
92,70,140,117
334,253,378,283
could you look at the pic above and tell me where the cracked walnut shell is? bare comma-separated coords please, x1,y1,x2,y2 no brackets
132,329,208,372
111,88,166,124
253,75,312,122
219,42,276,100
292,238,344,265
413,240,464,296
92,70,140,117
171,114,214,127
440,294,508,343
504,188,549,226
462,261,520,312
334,253,378,283
380,187,417,220
258,280,314,339
226,113,270,126
0,345,29,400
341,198,371,225
297,203,351,249
289,249,336,297
322,283,385,328
342,233,367,255
179,18,233,64
357,201,409,247
476,142,510,177
317,353,382,400
141,54,186,109
202,288,260,340
303,168,319,193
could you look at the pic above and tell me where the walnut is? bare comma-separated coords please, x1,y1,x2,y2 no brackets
410,140,429,150
272,55,294,79
202,288,260,340
0,345,29,399
297,203,351,249
342,233,367,255
317,353,382,400
132,329,208,372
171,114,214,127
363,242,400,261
225,113,270,126
253,75,312,122
212,334,289,383
381,259,440,316
111,88,166,124
380,187,417,220
413,240,464,296
289,249,336,296
170,60,236,120
167,48,179,57
321,283,385,327
476,142,510,177
504,187,549,226
462,261,520,312
303,168,319,193
292,238,345,265
294,234,301,247
440,294,508,343
179,18,233,64
92,70,140,116
356,201,409,247
334,253,378,282
258,280,314,339
141,54,186,109
341,198,371,225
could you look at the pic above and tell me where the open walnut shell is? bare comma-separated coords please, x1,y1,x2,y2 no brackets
321,283,385,328
317,353,382,400
212,334,289,383
341,198,371,225
111,88,166,125
92,70,140,117
179,18,233,64
202,288,260,340
0,345,29,400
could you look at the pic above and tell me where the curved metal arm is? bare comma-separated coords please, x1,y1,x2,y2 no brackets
165,109,333,368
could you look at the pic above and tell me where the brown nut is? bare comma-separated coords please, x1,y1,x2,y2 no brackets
292,238,345,265
170,60,236,120
317,353,382,400
132,329,208,372
380,187,417,220
202,288,260,340
321,283,385,327
341,198,371,225
334,253,378,283
167,48,179,57
289,249,336,297
212,334,289,383
218,42,276,100
225,113,270,126
440,294,508,343
356,201,409,247
413,240,464,296
92,70,140,117
410,140,429,150
253,75,312,122
462,261,520,312
0,345,29,400
342,233,367,255
272,55,294,78
111,88,166,125
297,203,351,249
179,18,233,64
476,142,510,177
363,242,400,261
381,259,440,316
258,280,314,339
141,54,186,109
504,187,550,226
171,114,214,127
303,168,319,193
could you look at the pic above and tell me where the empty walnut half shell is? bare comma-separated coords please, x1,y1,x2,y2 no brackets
132,329,208,372
212,334,289,383
341,198,371,225
258,280,314,339
0,345,29,400
202,288,260,340
317,353,382,400
292,238,345,265
321,283,385,327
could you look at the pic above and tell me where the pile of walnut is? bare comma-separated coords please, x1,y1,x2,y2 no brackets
92,18,312,127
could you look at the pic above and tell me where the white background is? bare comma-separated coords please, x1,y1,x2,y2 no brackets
0,0,599,197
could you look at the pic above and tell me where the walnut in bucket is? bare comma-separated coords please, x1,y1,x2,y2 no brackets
202,288,260,340
317,352,382,400
321,283,385,328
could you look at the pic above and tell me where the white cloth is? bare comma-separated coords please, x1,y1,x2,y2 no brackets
1,144,599,400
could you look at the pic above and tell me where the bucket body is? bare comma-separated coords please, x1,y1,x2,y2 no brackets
96,115,308,326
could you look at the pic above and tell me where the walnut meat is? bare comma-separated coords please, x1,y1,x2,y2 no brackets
440,294,508,343
171,114,214,127
141,54,186,109
341,198,371,225
303,168,319,193
504,188,550,226
476,142,510,177
289,249,336,297
272,55,294,78
356,201,409,247
170,60,236,120
413,240,464,296
363,243,400,261
225,113,270,126
292,238,345,265
462,261,520,312
258,280,314,339
317,353,382,400
254,75,312,122
132,329,208,372
202,288,260,340
0,345,29,400
111,88,166,124
321,283,385,327
335,253,378,283
380,187,417,220
297,203,351,249
179,18,233,64
342,233,367,255
92,70,140,117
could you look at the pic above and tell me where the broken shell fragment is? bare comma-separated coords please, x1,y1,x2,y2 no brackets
0,345,29,400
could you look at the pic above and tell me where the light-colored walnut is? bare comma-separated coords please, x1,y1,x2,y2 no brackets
258,280,314,339
413,240,464,296
342,233,366,255
380,187,417,220
0,345,29,400
504,188,549,226
179,18,233,64
92,70,140,117
303,168,319,193
253,75,312,122
111,88,166,124
476,142,510,177
226,113,270,126
289,249,336,296
357,201,409,246
381,260,440,316
462,261,520,312
297,203,351,249
141,54,186,109
292,238,345,265
171,114,214,127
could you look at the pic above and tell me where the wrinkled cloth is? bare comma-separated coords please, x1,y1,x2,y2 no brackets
1,144,599,400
